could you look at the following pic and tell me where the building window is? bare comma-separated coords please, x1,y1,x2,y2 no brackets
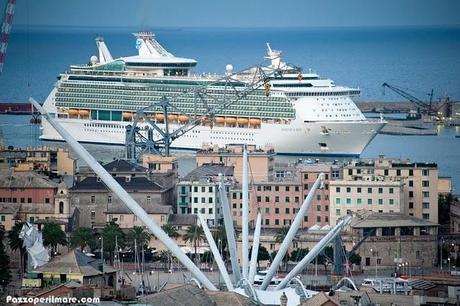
193,197,198,203
316,205,321,211
285,196,290,203
90,196,95,204
348,169,353,176
422,213,430,220
194,186,198,192
275,186,279,192
336,209,341,216
317,216,321,222
336,187,341,193
201,187,205,192
422,180,430,187
346,187,351,193
265,196,270,202
275,208,279,214
147,196,151,205
368,188,372,194
194,208,198,214
317,194,321,201
389,188,394,194
232,203,237,209
201,197,206,203
295,186,300,192
304,216,308,222
285,208,290,214
59,201,64,214
346,198,351,205
422,169,429,176
367,199,372,205
0,215,5,222
275,219,279,225
28,198,32,203
107,195,112,203
357,198,362,205
384,169,389,176
20,198,25,203
208,186,213,193
357,187,362,193
285,186,290,192
295,196,299,203
257,196,261,202
265,208,270,214
378,199,384,205
409,180,413,187
209,208,213,214
389,199,394,205
423,191,430,198
45,198,50,203
409,169,414,176
396,169,401,176
335,198,341,205
422,202,430,209
201,208,205,214
265,219,270,225
232,193,237,199
409,202,414,209
409,191,414,198
275,196,279,203
378,188,383,194
209,197,213,203
90,211,96,220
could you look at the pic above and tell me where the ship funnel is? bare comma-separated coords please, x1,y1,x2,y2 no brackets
95,37,113,64
133,32,173,58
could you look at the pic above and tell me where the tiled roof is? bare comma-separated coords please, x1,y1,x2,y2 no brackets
184,164,234,181
70,176,162,191
167,214,197,226
0,171,57,189
139,284,215,306
103,159,147,173
351,211,438,228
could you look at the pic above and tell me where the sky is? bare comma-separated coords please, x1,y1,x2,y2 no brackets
11,0,460,29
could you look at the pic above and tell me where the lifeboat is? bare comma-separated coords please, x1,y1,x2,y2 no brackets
68,109,79,116
123,112,133,120
225,117,237,124
249,118,261,126
237,118,249,125
78,109,89,116
167,114,178,121
215,117,225,124
178,115,189,123
155,113,165,121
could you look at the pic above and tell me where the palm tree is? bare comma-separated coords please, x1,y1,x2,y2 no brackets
182,224,205,263
102,221,125,264
128,226,151,250
42,222,67,256
70,227,95,251
161,224,179,270
275,226,292,271
8,221,26,277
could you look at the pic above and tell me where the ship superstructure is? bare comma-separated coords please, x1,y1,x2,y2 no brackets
41,32,385,155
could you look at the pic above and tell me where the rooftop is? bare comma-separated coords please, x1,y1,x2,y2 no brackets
351,211,438,228
103,159,147,173
183,164,234,181
0,171,57,189
167,214,197,226
70,176,162,191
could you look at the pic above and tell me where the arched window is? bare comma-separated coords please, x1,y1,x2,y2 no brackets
59,201,64,214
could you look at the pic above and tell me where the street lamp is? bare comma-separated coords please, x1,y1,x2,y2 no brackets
371,248,377,278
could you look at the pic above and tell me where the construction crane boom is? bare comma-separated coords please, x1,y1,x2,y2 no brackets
0,0,16,74
382,82,434,113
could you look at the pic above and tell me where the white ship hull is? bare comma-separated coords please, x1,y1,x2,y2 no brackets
40,113,384,156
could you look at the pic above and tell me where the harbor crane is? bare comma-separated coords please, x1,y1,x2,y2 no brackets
0,0,16,74
382,82,435,115
125,62,283,161
382,82,454,120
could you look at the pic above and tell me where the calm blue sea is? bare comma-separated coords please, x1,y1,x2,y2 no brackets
0,27,459,192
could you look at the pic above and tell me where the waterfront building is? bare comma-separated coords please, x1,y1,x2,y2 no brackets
449,197,460,233
342,156,440,223
176,164,233,227
349,211,438,270
105,204,171,228
70,159,175,228
329,180,404,225
196,144,275,183
0,146,76,177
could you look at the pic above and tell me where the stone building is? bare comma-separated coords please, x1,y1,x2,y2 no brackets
350,211,438,271
329,180,404,225
342,156,440,223
176,164,233,227
71,159,175,228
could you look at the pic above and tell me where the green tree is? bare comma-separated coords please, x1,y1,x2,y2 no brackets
182,224,205,263
161,224,180,270
290,248,309,262
70,227,95,251
128,226,151,250
439,193,453,231
275,227,293,271
102,221,125,264
349,253,362,266
0,228,12,290
42,222,67,255
317,246,334,274
8,221,26,277
248,244,271,268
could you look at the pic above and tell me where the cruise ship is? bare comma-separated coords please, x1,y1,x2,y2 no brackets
40,32,385,155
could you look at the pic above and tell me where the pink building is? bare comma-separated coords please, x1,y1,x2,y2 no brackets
0,171,57,206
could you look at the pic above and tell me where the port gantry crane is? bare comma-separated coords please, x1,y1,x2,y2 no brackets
0,0,16,74
382,82,435,115
125,61,283,161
